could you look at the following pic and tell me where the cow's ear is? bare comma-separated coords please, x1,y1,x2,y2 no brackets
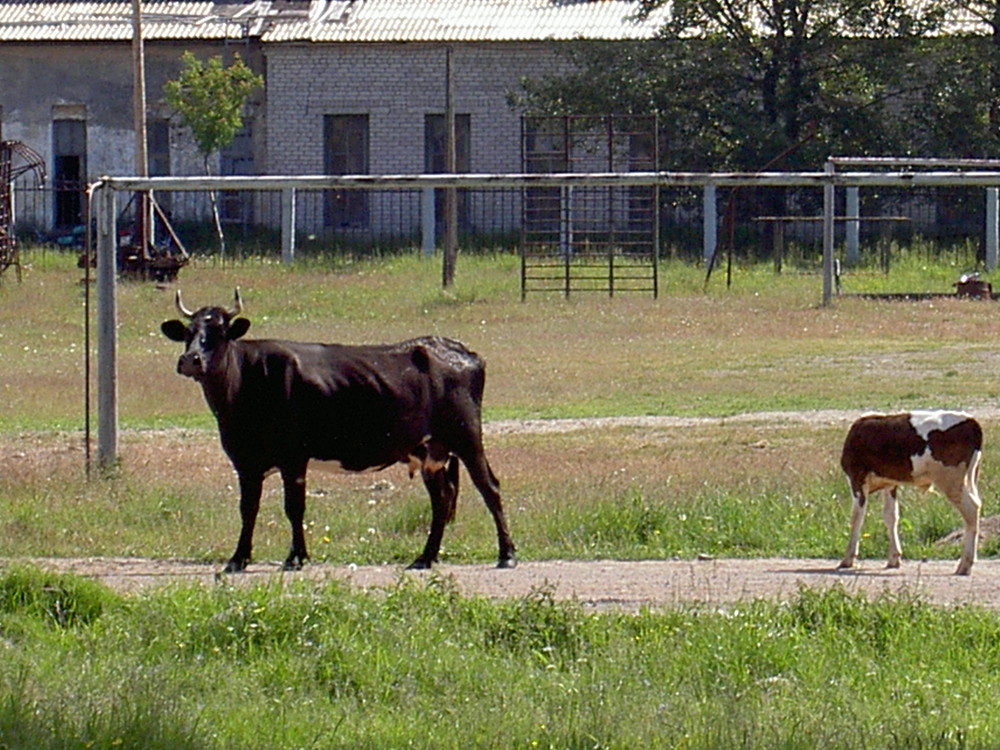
161,320,187,341
228,318,251,340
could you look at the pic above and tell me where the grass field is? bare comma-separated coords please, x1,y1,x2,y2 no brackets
3,247,1000,747
3,247,999,565
3,566,1000,749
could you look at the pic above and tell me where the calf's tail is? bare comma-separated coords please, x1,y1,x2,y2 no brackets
966,449,983,491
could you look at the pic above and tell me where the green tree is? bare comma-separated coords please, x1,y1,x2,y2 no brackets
947,1,1000,152
163,51,263,255
514,0,953,170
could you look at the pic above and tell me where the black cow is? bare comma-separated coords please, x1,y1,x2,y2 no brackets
161,289,516,573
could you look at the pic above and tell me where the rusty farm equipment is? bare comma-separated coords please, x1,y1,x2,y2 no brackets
1,140,46,282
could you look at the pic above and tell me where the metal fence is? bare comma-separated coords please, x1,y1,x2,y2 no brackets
12,175,989,271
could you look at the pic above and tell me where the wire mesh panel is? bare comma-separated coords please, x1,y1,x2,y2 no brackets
520,115,658,298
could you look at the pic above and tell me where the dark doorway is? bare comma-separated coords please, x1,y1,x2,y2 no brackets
53,119,86,229
323,114,369,228
424,113,471,233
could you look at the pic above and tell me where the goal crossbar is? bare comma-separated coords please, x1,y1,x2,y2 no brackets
90,165,1000,469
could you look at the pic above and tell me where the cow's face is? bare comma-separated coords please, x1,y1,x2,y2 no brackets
161,289,250,380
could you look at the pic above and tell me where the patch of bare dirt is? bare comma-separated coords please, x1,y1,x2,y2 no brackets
17,556,1000,611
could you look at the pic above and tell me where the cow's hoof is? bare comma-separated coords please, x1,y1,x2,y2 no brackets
497,555,517,569
406,559,433,570
283,556,307,571
223,559,249,574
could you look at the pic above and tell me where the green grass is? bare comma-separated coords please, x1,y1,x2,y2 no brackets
1,565,1000,749
0,422,988,567
5,248,1000,747
6,246,1000,432
3,248,1000,567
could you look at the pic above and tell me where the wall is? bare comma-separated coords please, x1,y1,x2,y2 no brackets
264,40,573,238
0,39,265,231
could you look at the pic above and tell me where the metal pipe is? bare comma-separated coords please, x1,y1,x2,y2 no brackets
95,183,118,471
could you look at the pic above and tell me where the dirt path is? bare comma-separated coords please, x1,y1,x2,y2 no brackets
484,408,1000,435
12,409,1000,610
20,556,1000,611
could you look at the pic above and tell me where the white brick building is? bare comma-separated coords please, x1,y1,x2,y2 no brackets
261,0,667,238
0,0,667,239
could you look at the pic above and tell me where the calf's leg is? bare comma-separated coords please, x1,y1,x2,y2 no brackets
838,480,868,570
932,456,981,575
409,457,460,569
882,488,902,568
953,487,981,576
461,449,516,569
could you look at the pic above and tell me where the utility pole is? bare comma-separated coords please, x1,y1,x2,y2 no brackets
131,0,150,258
442,47,458,288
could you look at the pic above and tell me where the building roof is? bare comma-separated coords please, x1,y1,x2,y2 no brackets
0,0,669,43
0,0,987,45
262,0,670,43
0,0,284,41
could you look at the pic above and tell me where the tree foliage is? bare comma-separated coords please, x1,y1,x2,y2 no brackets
163,51,262,255
513,0,999,170
163,51,263,170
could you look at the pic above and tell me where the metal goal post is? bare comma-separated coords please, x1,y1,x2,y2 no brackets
90,167,1000,469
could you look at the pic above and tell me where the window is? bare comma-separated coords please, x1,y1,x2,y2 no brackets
424,114,470,232
424,114,470,173
147,119,170,177
324,114,369,228
522,117,568,237
220,123,254,226
53,118,87,229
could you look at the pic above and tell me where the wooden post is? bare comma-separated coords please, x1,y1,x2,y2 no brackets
131,0,150,259
442,47,458,287
772,220,784,273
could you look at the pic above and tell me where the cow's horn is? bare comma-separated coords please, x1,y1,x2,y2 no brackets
175,289,195,318
227,287,243,318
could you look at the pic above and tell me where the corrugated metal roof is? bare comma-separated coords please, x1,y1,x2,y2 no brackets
263,0,669,43
0,0,281,41
0,0,988,44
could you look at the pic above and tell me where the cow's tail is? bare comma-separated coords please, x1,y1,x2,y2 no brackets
468,352,487,408
444,455,460,524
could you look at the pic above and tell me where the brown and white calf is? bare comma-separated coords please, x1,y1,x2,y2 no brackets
839,411,983,575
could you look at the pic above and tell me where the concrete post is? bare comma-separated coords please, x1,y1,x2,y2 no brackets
96,184,119,470
986,187,998,271
703,183,717,266
822,163,835,305
422,187,436,256
281,188,296,264
845,186,859,265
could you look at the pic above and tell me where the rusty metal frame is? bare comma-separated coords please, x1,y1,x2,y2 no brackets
0,139,46,282
520,115,659,299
